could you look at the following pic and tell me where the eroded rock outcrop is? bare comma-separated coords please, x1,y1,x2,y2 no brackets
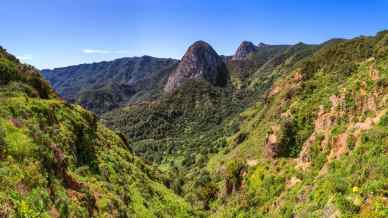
264,126,281,158
232,41,258,60
164,41,228,92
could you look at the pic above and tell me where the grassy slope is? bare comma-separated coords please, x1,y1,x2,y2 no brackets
208,31,388,217
0,47,197,217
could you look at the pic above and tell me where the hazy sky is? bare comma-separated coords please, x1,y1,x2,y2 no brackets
1,0,387,69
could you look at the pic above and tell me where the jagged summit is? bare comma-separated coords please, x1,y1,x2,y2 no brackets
232,41,258,60
189,40,213,49
257,42,268,47
164,40,228,92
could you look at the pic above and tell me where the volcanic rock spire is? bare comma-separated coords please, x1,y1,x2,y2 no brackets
164,41,228,92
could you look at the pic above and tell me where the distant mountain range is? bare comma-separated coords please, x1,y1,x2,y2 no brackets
42,56,178,114
42,40,301,114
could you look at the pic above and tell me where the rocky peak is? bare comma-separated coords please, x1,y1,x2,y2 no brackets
232,41,258,60
164,40,228,92
257,42,268,47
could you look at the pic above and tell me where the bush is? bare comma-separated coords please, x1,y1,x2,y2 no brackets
278,119,298,157
379,113,388,127
335,195,360,215
0,59,18,85
224,160,246,195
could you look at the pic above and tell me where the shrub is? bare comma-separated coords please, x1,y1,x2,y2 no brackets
278,119,298,157
0,59,18,85
224,160,246,195
379,113,388,127
335,195,360,215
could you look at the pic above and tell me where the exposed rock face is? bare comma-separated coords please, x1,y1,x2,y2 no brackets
232,41,258,60
264,126,281,158
164,41,228,92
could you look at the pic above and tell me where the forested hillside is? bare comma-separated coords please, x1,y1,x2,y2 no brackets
0,47,197,217
8,30,388,218
207,30,388,218
2,0,387,217
102,31,388,217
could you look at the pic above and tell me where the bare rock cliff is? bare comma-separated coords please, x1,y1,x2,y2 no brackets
164,41,228,92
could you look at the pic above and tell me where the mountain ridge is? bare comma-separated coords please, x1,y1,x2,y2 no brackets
42,55,179,114
232,41,259,60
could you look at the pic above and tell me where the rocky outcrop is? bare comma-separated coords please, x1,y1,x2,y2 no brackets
264,126,281,158
164,41,228,92
232,41,258,60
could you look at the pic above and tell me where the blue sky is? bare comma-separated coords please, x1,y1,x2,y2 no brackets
1,0,387,69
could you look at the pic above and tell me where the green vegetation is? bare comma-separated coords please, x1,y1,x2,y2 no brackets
0,48,197,217
2,30,388,217
207,30,388,217
102,31,387,217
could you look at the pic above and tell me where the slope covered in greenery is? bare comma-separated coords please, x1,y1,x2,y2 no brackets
7,30,388,218
101,80,250,209
102,31,387,217
207,31,388,217
101,41,323,211
0,47,197,217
